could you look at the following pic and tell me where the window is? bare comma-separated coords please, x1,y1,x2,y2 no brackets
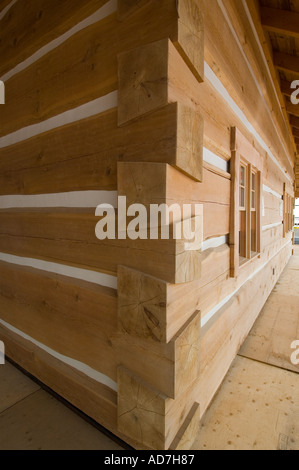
230,128,262,277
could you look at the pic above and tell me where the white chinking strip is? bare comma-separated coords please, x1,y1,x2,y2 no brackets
217,0,292,169
202,235,228,252
204,62,293,185
0,190,118,209
262,222,282,232
203,147,229,173
1,0,118,82
0,0,17,21
263,185,282,200
201,239,291,328
0,318,118,392
0,252,117,289
0,91,118,149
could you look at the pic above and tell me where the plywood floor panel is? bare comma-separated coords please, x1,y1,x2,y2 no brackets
193,356,299,450
239,246,299,373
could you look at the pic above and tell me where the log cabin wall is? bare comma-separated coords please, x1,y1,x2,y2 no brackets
0,0,296,450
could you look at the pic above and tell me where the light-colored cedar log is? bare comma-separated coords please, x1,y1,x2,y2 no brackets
118,162,230,241
118,266,168,342
262,191,283,226
260,6,299,40
0,1,203,138
119,245,230,344
115,311,201,399
0,260,118,380
0,27,293,190
117,366,171,450
0,209,201,284
118,40,204,181
274,51,299,75
169,402,200,450
0,323,118,433
0,0,111,77
118,0,204,83
0,263,201,399
0,103,202,195
117,311,201,449
118,38,187,124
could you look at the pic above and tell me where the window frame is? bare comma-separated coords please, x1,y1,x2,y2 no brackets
230,128,263,278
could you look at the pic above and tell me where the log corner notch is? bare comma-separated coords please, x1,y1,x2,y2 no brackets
117,0,204,84
115,0,205,449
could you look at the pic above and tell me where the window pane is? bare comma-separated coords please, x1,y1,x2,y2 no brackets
252,190,255,209
251,211,257,252
240,166,245,186
239,211,246,258
252,173,255,191
240,187,245,207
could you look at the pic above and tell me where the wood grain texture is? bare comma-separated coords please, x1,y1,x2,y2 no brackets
117,366,170,449
0,0,202,138
0,0,110,77
118,162,230,241
118,0,204,82
0,103,202,195
0,209,201,284
169,402,200,450
0,260,118,379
